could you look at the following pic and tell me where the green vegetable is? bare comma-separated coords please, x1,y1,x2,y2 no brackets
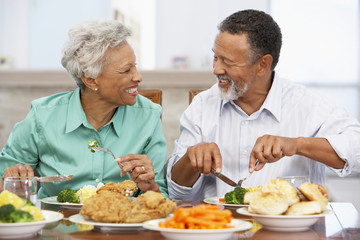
88,140,99,153
0,204,16,223
0,204,34,223
23,199,35,207
9,210,34,223
57,189,80,203
224,186,248,204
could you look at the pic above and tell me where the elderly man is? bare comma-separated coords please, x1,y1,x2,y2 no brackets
166,9,360,201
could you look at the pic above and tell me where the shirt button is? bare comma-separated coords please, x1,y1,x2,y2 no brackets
95,179,99,183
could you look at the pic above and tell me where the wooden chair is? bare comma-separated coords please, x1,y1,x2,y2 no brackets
189,89,203,104
139,89,162,106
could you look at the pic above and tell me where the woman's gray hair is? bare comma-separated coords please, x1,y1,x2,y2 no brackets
61,19,131,90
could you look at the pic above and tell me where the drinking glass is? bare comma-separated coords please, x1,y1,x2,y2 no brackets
279,176,309,188
3,176,38,204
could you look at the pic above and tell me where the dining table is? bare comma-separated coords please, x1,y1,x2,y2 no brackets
23,200,360,240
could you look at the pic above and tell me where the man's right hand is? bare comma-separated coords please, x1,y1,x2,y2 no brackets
171,142,222,187
0,164,34,191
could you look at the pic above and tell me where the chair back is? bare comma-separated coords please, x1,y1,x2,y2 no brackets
139,89,162,106
189,89,203,104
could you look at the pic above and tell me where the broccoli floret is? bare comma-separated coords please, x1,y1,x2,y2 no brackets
57,189,80,203
0,204,16,223
224,191,235,204
224,187,248,204
9,210,34,223
233,187,248,204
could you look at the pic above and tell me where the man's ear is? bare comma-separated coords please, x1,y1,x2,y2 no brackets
257,54,273,77
81,76,98,91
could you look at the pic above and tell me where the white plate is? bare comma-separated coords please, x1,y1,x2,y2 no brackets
0,210,63,239
41,196,83,209
203,196,248,209
143,218,252,240
236,207,332,232
69,214,144,232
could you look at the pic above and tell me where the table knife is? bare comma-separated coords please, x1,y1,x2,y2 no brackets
36,175,74,183
210,169,237,187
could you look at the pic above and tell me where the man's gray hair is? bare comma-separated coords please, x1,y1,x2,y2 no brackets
61,19,131,90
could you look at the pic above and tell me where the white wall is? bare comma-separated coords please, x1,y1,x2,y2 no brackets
0,0,30,68
155,0,269,69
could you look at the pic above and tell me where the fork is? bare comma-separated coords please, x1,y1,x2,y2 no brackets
237,160,260,187
90,146,126,168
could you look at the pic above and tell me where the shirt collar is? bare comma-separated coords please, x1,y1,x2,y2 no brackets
65,88,121,136
219,72,282,122
258,72,282,122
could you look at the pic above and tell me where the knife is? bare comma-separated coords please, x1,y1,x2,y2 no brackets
210,169,237,187
35,175,74,183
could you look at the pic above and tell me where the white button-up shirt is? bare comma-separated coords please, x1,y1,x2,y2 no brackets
166,73,360,201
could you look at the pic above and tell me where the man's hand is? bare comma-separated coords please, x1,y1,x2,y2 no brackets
249,135,298,172
171,142,222,187
0,164,34,191
187,142,223,175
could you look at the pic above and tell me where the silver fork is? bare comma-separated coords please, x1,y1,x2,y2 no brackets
90,146,126,168
237,160,260,187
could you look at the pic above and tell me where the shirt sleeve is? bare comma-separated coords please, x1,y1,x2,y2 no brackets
317,106,360,175
0,104,40,176
166,95,206,200
143,107,169,198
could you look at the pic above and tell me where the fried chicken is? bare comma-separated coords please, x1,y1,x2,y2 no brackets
80,191,132,223
125,191,177,223
80,181,177,223
96,180,137,197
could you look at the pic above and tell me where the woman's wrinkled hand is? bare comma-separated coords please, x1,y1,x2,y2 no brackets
115,154,159,193
0,164,34,191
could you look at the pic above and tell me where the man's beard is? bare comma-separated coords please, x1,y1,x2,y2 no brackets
216,75,248,100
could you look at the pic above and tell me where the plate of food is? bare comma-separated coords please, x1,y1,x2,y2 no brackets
69,185,177,232
41,196,83,208
236,178,333,232
237,207,332,232
69,214,144,232
203,196,248,209
143,204,252,240
143,218,252,240
0,210,64,239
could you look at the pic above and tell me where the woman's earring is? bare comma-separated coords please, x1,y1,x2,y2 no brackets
94,88,98,91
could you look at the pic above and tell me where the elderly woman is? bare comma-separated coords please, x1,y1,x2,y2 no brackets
0,19,168,198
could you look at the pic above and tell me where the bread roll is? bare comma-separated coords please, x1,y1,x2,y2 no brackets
262,179,300,206
249,192,289,215
244,190,263,205
298,182,328,211
285,201,322,215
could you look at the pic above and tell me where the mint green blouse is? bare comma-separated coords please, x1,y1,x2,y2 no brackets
0,88,168,198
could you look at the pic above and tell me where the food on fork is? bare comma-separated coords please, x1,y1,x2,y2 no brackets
262,178,300,206
96,180,137,197
285,201,322,215
248,192,289,215
298,182,328,211
80,190,176,223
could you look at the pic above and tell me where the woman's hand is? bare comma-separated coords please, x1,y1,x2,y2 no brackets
115,154,159,193
0,164,34,191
